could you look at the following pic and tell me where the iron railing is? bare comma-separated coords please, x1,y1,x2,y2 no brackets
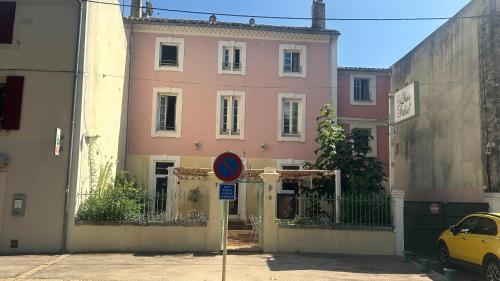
221,62,241,71
277,192,392,228
283,65,302,73
75,190,209,225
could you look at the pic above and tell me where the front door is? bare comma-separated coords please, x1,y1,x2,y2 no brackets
153,162,174,213
229,183,239,216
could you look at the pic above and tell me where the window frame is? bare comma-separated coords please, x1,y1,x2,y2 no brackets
148,155,180,213
277,93,306,142
279,44,307,78
151,87,182,138
154,37,184,72
0,77,5,126
217,41,247,75
347,121,378,157
215,90,245,140
350,73,376,106
0,1,16,46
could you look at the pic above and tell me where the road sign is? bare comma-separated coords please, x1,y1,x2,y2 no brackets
213,152,243,182
219,184,236,200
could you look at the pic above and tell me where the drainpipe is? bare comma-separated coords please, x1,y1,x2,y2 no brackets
61,0,84,252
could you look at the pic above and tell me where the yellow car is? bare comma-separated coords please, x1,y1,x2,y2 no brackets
438,212,500,281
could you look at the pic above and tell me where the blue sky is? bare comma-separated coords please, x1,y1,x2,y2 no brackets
122,0,471,68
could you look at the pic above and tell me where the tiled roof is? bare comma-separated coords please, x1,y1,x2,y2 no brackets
123,17,340,36
338,66,391,73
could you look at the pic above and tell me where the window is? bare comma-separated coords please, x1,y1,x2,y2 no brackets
218,41,246,75
281,165,300,192
457,216,479,234
151,88,182,138
0,76,24,130
475,217,498,236
350,74,376,105
154,37,184,72
0,2,16,44
283,51,301,73
348,123,377,157
354,78,370,101
352,128,372,154
279,44,307,78
277,93,306,142
216,91,245,140
157,95,176,131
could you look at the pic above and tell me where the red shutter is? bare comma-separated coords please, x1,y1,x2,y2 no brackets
0,2,16,44
1,76,24,130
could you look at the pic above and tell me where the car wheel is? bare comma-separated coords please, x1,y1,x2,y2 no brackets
486,259,500,281
438,242,450,267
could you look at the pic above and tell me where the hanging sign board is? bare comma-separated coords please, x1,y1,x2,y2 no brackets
394,82,420,123
213,152,243,182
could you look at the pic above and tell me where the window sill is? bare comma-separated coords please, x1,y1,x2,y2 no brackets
216,134,244,140
217,69,245,75
154,65,183,72
279,72,306,78
151,131,181,138
278,135,305,142
350,100,376,106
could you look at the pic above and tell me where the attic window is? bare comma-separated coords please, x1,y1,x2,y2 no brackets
0,2,16,44
154,37,184,72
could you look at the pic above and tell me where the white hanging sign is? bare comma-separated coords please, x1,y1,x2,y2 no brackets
394,82,419,123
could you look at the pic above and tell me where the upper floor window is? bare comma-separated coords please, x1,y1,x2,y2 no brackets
279,44,307,78
151,87,182,138
349,124,377,157
277,93,306,142
154,37,184,72
0,2,16,44
350,74,376,105
218,41,246,75
0,76,24,130
216,90,245,140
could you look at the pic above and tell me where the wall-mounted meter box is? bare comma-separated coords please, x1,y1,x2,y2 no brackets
12,194,26,216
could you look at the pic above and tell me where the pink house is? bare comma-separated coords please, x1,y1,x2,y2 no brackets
337,67,391,175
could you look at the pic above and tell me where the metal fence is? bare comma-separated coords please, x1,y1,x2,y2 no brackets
277,192,392,228
75,190,210,225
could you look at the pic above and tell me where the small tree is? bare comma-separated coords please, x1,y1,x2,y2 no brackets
304,104,386,195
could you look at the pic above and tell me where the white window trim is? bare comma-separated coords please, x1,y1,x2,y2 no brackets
215,90,245,140
148,155,181,195
148,156,180,217
348,121,378,157
154,37,184,72
217,41,247,75
278,44,307,78
277,93,306,142
151,87,183,138
350,73,377,106
277,159,306,194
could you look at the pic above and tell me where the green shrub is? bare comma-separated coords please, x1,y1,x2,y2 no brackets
77,171,146,223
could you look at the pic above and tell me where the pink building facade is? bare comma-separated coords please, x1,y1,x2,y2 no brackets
337,67,391,175
124,17,339,220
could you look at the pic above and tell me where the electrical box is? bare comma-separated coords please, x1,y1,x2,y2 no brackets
12,194,26,216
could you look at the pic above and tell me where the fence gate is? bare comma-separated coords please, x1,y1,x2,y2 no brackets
404,201,489,255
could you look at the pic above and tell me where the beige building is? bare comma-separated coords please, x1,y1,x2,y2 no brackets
0,0,128,253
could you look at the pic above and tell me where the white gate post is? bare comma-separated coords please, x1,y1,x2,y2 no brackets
334,169,341,224
260,167,280,252
391,189,405,256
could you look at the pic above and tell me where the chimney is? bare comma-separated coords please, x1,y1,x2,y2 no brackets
130,0,143,18
311,0,325,29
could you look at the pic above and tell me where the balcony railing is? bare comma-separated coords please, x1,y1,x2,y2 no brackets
283,65,302,73
221,62,241,71
160,59,179,67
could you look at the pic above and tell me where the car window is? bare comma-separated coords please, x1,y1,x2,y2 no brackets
474,217,498,236
457,216,479,234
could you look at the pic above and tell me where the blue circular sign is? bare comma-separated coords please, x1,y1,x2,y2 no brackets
213,152,243,182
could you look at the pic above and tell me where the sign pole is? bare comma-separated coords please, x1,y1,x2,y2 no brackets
222,199,229,281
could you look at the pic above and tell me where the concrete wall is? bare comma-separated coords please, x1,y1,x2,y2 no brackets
277,226,396,255
66,0,129,249
68,225,208,252
390,0,487,202
0,0,78,253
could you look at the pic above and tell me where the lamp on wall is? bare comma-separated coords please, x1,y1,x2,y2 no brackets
260,143,266,152
194,141,200,150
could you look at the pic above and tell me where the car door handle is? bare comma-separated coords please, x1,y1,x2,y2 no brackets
482,240,489,243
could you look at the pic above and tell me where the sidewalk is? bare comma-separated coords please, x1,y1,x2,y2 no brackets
0,252,443,281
